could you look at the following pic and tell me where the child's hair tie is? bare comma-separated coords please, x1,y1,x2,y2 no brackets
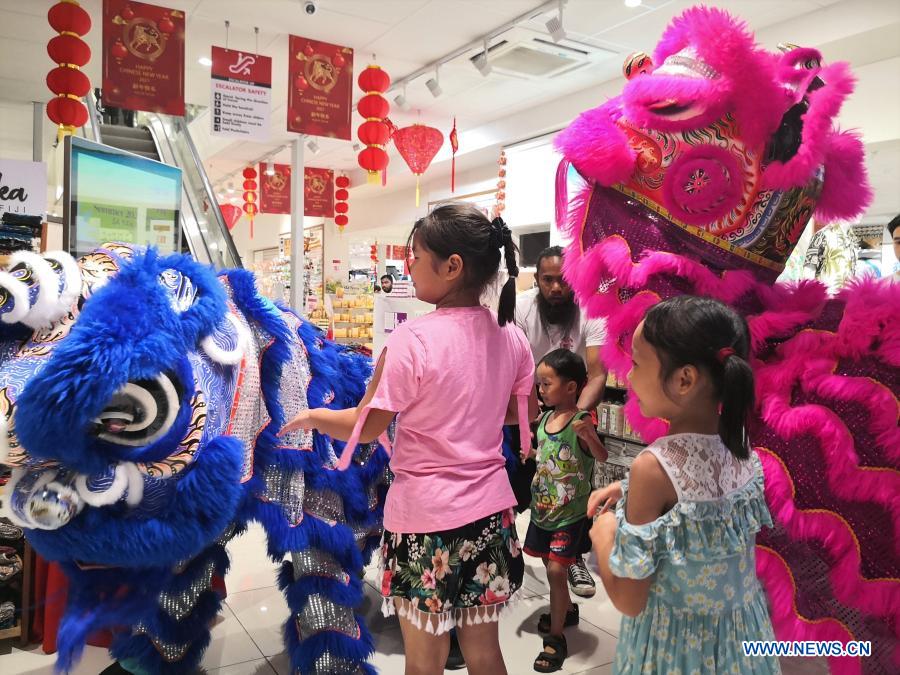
717,347,736,364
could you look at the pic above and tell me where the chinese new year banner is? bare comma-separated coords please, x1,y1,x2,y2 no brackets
287,36,353,139
102,0,185,116
303,168,334,218
259,163,291,215
210,46,271,141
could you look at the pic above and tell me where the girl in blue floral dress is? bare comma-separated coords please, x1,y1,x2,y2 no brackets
588,296,780,674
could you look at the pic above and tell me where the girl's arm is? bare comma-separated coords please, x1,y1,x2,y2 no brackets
589,452,675,617
281,350,395,443
503,387,539,425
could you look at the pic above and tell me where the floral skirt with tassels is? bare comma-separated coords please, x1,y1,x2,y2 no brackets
379,508,524,634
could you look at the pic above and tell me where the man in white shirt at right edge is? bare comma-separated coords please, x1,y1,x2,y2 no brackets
515,245,609,598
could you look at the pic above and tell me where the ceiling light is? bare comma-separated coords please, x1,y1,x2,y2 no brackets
216,192,224,199
473,39,492,77
265,164,275,176
625,0,641,7
425,67,442,98
227,182,235,193
352,142,361,152
546,0,566,42
394,85,409,111
198,56,212,67
307,139,320,154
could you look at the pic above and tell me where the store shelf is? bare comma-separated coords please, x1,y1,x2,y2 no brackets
601,431,646,446
604,455,634,468
0,623,21,641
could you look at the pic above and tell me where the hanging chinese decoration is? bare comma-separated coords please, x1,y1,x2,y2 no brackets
449,117,459,192
393,124,444,207
334,174,350,234
357,63,390,184
46,1,92,140
382,117,399,187
218,203,243,231
495,149,507,215
370,242,379,268
242,166,258,238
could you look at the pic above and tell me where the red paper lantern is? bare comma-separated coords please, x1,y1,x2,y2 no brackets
48,1,91,35
357,94,389,120
334,174,350,233
335,176,350,189
335,188,349,202
357,64,391,184
46,97,88,127
242,167,258,238
48,34,91,67
495,149,507,214
219,203,243,231
46,1,91,139
392,124,444,206
335,214,348,227
358,67,390,93
46,66,90,97
334,202,349,215
358,146,389,177
357,120,390,146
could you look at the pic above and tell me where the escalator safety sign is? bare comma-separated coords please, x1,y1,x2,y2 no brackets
210,46,271,141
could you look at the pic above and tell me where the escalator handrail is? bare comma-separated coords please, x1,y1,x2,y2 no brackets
145,114,242,269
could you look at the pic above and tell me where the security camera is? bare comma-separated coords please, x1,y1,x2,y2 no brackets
303,1,317,15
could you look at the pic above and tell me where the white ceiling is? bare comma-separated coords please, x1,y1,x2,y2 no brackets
0,0,898,221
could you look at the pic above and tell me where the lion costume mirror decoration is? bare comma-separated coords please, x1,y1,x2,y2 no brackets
0,243,389,674
556,7,897,674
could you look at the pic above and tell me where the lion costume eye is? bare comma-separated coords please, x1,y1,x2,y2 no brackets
92,372,183,447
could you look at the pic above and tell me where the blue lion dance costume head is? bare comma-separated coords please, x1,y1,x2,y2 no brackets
0,243,389,674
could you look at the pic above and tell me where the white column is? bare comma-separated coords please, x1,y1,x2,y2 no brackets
290,138,305,312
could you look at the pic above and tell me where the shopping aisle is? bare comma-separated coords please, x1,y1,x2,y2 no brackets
0,514,825,674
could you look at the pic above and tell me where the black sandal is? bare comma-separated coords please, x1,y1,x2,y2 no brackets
537,604,579,634
534,633,568,672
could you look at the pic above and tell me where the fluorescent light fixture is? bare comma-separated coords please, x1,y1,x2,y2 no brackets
625,0,641,7
546,0,566,42
198,56,212,67
425,67,442,98
307,139,320,154
473,39,492,76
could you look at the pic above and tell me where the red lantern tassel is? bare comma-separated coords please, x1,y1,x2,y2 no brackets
451,155,456,193
415,176,420,208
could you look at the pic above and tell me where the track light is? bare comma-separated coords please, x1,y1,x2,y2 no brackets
473,39,492,77
425,66,442,98
394,85,409,110
625,0,641,7
265,164,275,176
352,142,361,152
546,0,566,42
307,139,320,155
227,182,235,193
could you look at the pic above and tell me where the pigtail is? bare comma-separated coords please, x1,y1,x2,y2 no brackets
495,219,518,326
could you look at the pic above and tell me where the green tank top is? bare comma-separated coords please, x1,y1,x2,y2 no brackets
530,410,595,529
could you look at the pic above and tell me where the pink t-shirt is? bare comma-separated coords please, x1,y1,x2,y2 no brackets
368,306,534,533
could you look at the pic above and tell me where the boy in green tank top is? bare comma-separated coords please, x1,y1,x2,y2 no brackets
524,349,608,672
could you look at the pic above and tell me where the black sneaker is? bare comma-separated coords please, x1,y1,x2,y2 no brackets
567,557,596,598
446,631,466,670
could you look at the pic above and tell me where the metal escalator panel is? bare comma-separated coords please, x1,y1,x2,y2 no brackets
97,124,161,160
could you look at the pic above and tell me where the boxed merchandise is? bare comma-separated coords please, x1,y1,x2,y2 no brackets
604,438,626,457
608,404,624,437
598,404,610,433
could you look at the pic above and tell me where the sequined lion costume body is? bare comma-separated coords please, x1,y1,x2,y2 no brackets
0,243,388,674
555,7,898,674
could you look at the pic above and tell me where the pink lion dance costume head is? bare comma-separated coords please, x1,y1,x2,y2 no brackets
556,7,898,674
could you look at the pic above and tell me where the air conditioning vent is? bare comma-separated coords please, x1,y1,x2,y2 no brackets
468,28,617,80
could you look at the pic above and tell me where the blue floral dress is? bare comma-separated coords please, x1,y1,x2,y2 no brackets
610,433,780,674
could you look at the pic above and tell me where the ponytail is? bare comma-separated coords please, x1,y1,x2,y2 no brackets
718,352,754,459
497,219,519,326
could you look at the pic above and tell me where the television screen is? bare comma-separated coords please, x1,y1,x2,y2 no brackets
520,230,550,267
64,136,182,257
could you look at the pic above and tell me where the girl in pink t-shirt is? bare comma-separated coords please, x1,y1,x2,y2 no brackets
282,203,537,675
